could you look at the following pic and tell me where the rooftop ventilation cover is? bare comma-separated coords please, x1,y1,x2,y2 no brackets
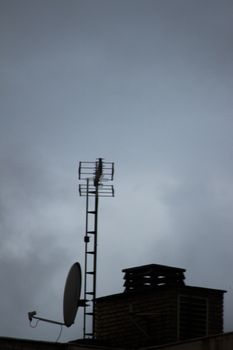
122,264,186,292
178,295,208,340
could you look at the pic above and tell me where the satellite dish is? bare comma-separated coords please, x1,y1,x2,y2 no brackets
28,262,83,328
63,262,82,327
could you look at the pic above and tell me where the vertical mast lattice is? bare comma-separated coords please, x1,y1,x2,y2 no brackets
79,158,114,339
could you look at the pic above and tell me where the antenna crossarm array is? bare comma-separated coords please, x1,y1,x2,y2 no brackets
79,159,114,197
79,159,114,182
79,158,114,339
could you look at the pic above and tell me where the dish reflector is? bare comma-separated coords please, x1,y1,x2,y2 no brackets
63,262,82,327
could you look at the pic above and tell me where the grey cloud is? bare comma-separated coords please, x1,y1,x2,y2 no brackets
0,150,83,340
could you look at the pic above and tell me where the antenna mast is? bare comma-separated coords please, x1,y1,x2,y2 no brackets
79,158,114,339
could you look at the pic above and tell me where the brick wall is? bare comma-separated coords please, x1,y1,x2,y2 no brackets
96,288,178,347
95,286,224,348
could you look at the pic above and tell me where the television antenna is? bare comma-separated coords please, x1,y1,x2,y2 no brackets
79,158,114,339
28,262,85,328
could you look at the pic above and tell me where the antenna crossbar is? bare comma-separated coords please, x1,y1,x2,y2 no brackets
79,160,114,181
79,184,114,197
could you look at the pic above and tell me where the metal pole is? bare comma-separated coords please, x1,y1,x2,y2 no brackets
83,178,89,337
93,176,99,337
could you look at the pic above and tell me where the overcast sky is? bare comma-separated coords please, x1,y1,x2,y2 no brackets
1,0,233,343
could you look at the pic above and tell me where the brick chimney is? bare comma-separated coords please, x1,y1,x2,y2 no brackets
95,264,225,348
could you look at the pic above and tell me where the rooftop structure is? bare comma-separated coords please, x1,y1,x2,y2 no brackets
95,264,225,348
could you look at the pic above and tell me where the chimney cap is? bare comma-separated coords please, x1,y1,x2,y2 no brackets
122,264,186,292
122,263,186,273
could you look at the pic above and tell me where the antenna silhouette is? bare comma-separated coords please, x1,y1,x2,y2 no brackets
79,158,114,339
